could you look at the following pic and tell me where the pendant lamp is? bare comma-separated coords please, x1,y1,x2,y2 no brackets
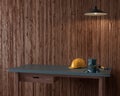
84,0,107,16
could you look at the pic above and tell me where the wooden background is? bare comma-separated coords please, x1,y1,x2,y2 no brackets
0,0,120,96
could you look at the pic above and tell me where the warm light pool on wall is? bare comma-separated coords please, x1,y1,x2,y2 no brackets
84,0,107,16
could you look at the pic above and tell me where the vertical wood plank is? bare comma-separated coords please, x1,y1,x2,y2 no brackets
0,0,2,69
14,73,19,96
0,0,120,96
0,69,3,96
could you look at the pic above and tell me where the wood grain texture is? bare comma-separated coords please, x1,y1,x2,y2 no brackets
0,0,120,96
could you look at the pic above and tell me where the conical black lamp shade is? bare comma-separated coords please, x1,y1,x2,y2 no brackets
84,6,107,16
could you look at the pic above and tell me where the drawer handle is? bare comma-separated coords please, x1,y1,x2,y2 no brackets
33,76,39,79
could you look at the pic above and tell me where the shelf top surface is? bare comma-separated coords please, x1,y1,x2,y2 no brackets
8,64,111,77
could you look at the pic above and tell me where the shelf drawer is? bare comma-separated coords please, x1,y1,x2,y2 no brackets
19,73,55,84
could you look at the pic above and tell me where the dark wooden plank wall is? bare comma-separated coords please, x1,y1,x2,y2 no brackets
0,0,119,96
